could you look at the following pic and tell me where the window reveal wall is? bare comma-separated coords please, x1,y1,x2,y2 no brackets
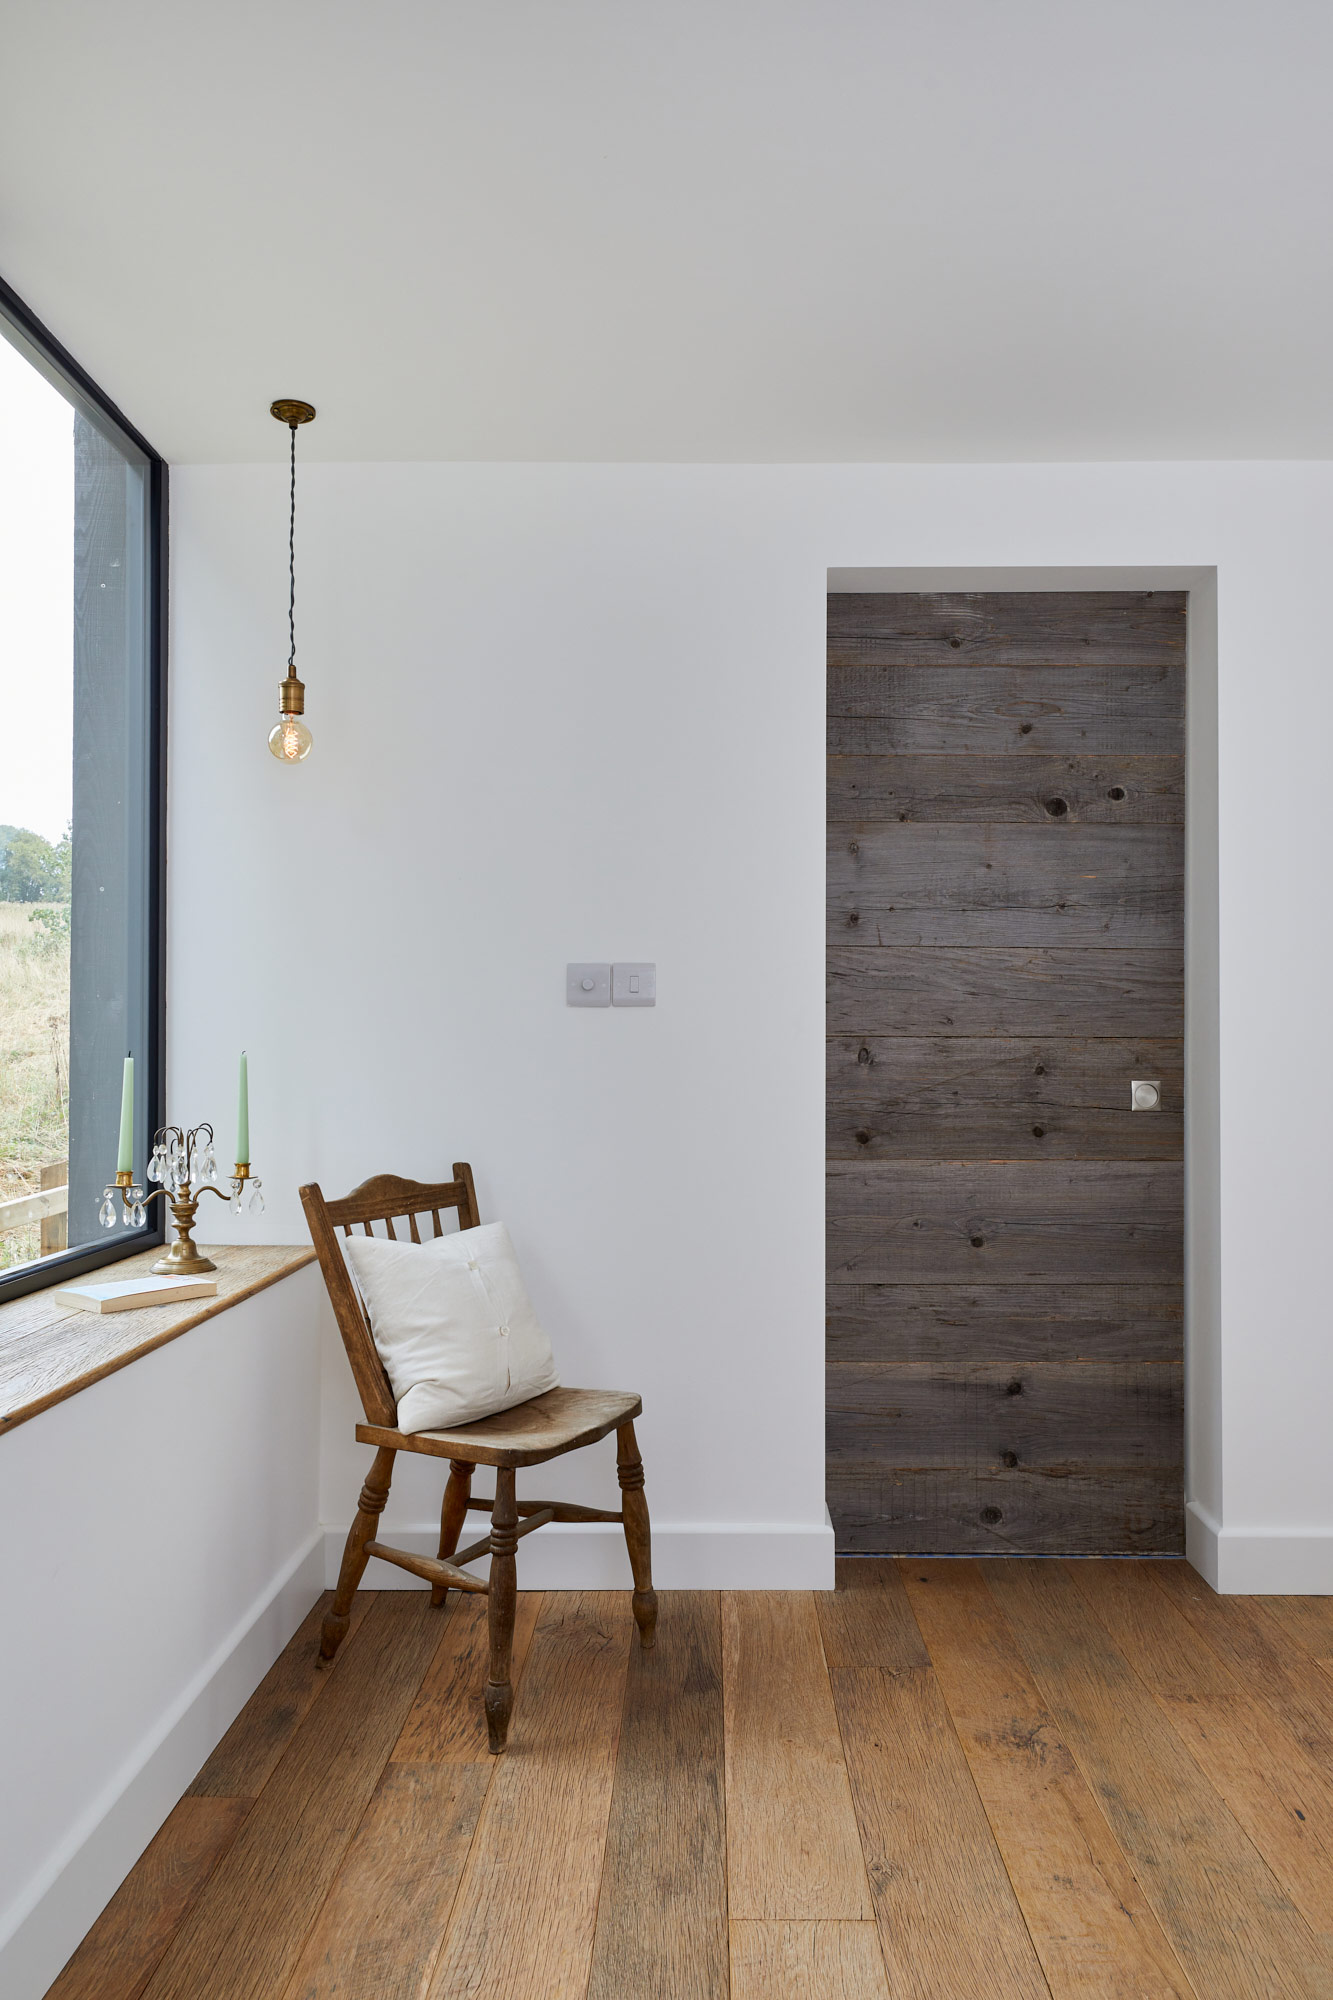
826,591,1186,1555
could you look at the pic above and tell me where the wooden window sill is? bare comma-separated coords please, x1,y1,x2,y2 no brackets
0,1244,316,1437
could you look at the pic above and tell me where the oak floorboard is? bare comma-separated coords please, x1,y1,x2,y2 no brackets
425,1592,632,2000
987,1561,1333,2000
817,1555,932,1669
1264,1596,1333,1676
900,1561,1195,1999
44,1797,251,2000
587,1593,727,2000
1073,1561,1333,1934
722,1591,871,1920
141,1595,444,2000
390,1591,543,1763
820,1564,1049,2000
277,1763,491,2000
1153,1561,1333,1764
190,1591,373,1799
729,1921,890,2000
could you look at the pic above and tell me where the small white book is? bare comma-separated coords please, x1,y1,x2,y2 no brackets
55,1275,218,1313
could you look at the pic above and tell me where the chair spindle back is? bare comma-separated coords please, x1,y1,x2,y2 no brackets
300,1165,481,1428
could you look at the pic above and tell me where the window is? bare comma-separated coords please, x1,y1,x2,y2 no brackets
0,276,165,1300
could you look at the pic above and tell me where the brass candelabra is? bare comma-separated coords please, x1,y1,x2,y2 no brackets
101,1123,263,1276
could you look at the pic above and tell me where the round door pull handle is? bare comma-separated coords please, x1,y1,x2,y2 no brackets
1131,1079,1162,1111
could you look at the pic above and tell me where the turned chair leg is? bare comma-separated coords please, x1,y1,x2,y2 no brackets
321,1445,396,1663
484,1466,519,1754
617,1420,658,1649
433,1459,474,1608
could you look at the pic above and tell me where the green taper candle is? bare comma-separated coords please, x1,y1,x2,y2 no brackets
116,1053,134,1173
237,1050,250,1165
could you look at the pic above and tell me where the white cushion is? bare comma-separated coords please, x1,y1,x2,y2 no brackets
340,1221,559,1433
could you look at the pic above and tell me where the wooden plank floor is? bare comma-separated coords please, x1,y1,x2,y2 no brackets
46,1564,1333,2000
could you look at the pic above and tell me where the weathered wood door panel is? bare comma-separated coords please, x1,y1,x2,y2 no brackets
827,1037,1185,1160
828,822,1185,946
826,590,1185,1554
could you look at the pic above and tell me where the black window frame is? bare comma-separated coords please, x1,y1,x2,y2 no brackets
0,272,167,1302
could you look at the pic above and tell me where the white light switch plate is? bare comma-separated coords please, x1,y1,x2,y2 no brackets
567,963,611,1006
612,962,656,1007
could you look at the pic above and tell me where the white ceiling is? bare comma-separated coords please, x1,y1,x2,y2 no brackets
3,0,1330,464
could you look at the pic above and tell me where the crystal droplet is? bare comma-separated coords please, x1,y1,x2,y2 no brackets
249,1187,265,1215
99,1195,116,1229
131,1203,145,1228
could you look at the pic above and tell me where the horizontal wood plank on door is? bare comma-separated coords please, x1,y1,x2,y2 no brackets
827,1360,1183,1471
45,1797,252,2000
730,1922,892,2000
828,753,1184,825
828,1035,1184,1160
829,822,1184,948
826,1282,1183,1364
830,1103,1183,1161
827,1160,1184,1285
819,1563,1051,2000
390,1591,543,1763
722,1591,871,1920
191,1592,373,1798
1071,1561,1333,1936
278,1763,491,2000
587,1593,727,2000
901,1561,1197,2000
827,664,1184,756
426,1592,633,2000
827,1464,1184,1554
827,592,1187,667
143,1596,444,2000
829,946,1184,1038
986,1562,1333,2000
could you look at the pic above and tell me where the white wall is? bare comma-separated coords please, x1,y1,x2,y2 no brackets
0,1268,324,2000
168,459,1333,1595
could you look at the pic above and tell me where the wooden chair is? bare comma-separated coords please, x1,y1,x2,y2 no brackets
300,1166,656,1753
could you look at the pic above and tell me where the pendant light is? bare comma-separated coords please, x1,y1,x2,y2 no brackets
267,398,316,762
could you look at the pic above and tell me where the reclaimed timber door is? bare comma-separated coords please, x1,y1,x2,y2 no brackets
826,591,1185,1554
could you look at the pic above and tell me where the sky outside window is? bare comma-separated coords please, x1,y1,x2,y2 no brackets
1,333,73,841
0,329,73,1269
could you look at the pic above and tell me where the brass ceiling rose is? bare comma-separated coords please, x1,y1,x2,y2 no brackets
270,399,316,426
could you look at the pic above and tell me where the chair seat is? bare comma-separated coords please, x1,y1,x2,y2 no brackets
355,1385,642,1467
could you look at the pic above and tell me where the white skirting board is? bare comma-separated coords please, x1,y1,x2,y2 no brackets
1187,1500,1333,1594
325,1510,838,1591
0,1533,325,2000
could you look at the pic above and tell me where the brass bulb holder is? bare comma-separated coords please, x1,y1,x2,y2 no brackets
270,399,316,427
278,673,305,716
114,1169,133,1188
234,1162,251,1181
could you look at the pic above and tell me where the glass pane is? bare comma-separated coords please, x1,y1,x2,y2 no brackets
0,320,155,1280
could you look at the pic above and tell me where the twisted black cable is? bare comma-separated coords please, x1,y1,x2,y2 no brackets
287,420,297,668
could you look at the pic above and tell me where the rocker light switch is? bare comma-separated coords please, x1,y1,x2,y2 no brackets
612,963,656,1007
567,963,611,1007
